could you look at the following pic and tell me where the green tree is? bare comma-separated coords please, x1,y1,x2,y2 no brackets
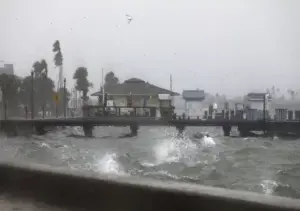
288,89,295,100
40,59,48,77
19,60,55,116
19,76,55,113
97,71,119,103
0,74,21,117
32,59,48,78
73,67,92,103
104,71,119,88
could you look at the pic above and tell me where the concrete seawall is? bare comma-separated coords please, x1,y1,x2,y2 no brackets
0,161,299,210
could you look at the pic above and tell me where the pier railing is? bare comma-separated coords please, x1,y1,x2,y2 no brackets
0,161,299,210
82,105,175,119
82,105,300,122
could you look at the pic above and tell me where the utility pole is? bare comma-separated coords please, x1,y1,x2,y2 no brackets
263,93,266,122
263,93,268,134
170,74,172,92
42,71,47,119
1,83,7,120
102,68,105,104
63,78,66,118
170,74,174,115
55,100,58,118
31,71,34,119
4,99,7,120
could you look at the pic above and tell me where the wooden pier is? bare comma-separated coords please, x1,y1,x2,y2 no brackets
1,117,300,137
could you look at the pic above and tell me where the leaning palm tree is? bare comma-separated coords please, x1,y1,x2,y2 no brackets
53,41,63,67
52,40,63,89
52,40,63,117
40,59,48,117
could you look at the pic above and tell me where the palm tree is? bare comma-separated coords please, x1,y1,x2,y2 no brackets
53,40,63,116
40,59,48,77
52,40,63,89
40,59,48,117
73,67,93,104
52,40,63,67
32,60,48,78
287,89,295,100
32,61,42,78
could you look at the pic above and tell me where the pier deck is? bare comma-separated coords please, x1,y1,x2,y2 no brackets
0,117,300,137
1,117,264,127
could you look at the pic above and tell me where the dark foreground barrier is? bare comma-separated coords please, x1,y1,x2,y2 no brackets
0,161,299,211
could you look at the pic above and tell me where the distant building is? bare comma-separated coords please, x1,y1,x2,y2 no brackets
0,63,14,75
243,92,272,120
91,78,179,117
182,90,205,117
244,92,271,110
0,63,14,106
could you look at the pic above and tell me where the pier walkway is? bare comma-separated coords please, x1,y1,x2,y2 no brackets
1,117,300,137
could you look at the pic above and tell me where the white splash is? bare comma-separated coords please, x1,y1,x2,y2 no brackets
154,139,180,164
39,142,51,148
95,153,126,176
260,180,278,195
202,136,216,147
71,126,84,136
153,136,198,165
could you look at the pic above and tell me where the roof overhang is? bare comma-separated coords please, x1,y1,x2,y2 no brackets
91,92,180,97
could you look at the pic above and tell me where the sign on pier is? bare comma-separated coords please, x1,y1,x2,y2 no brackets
53,93,59,104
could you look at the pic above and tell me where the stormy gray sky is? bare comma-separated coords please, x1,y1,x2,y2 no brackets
0,0,299,97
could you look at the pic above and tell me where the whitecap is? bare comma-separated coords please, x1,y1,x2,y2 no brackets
202,136,216,147
152,135,198,166
260,180,278,195
94,152,126,176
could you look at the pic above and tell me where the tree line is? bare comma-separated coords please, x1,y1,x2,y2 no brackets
266,86,299,101
0,40,95,118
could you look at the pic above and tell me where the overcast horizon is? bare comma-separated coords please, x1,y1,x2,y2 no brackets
1,0,299,98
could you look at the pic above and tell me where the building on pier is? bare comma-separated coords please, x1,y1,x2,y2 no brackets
244,92,272,120
91,78,179,117
245,93,271,110
182,89,205,118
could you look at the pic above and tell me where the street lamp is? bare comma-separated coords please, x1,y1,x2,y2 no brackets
63,78,66,118
263,93,270,134
31,71,34,119
263,93,270,122
0,81,7,120
42,71,47,119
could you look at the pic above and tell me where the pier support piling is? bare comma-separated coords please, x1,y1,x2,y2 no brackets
0,122,18,137
130,124,139,136
222,125,231,137
176,125,185,136
35,125,46,135
238,126,251,137
83,125,94,137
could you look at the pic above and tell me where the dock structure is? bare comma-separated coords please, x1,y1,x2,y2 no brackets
2,85,300,137
1,117,300,137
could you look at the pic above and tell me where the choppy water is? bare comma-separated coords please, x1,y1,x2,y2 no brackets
1,126,300,199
